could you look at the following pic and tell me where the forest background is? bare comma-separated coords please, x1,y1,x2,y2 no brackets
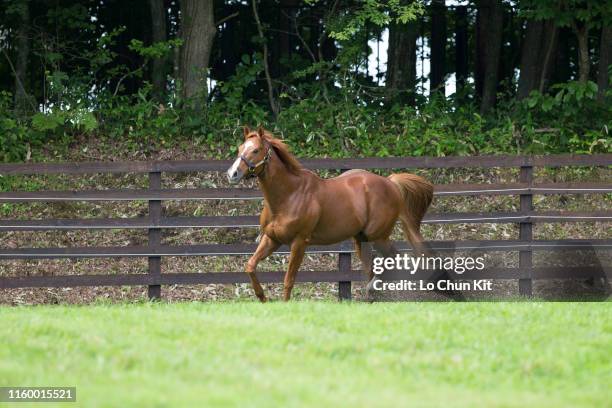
0,0,611,163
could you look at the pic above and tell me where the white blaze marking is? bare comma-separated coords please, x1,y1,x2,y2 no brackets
244,140,256,151
227,157,242,179
228,139,258,180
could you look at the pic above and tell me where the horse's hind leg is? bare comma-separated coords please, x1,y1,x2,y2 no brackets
399,216,464,301
353,236,374,281
246,234,280,302
364,238,399,293
373,238,398,257
398,214,429,256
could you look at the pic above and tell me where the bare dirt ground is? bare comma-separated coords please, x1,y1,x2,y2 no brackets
1,139,610,304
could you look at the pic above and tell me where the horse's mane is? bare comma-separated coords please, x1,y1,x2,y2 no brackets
260,131,302,175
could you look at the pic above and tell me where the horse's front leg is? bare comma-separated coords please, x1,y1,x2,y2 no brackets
246,234,280,302
283,238,307,301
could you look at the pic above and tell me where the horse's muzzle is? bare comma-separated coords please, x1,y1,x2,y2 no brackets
227,157,244,184
227,168,243,184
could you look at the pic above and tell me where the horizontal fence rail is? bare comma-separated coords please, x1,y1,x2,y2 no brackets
0,182,610,202
0,239,610,258
0,153,610,300
0,153,611,174
0,211,610,231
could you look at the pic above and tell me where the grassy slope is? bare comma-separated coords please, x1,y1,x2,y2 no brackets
0,302,610,407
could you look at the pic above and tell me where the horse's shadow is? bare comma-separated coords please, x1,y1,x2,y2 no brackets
359,241,465,302
360,241,610,301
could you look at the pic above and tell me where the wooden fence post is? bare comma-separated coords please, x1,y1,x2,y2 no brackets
336,167,352,301
338,252,352,301
519,165,533,296
148,171,162,300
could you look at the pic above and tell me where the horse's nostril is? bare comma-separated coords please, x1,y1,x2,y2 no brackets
227,169,240,182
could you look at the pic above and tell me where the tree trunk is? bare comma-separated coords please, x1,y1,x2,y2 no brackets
454,5,468,93
475,7,483,98
537,21,558,93
14,0,31,115
179,0,216,102
517,19,558,99
149,0,168,101
386,18,417,103
552,27,571,84
498,5,518,96
278,0,298,77
277,2,291,77
430,0,446,95
517,19,544,99
476,0,503,114
574,24,590,84
252,0,278,117
597,26,612,101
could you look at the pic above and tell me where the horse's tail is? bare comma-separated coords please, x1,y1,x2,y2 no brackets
388,173,433,254
388,173,433,227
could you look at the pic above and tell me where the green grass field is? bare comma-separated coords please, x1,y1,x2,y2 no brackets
1,301,610,407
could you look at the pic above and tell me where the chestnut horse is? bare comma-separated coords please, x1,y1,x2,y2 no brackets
227,126,433,302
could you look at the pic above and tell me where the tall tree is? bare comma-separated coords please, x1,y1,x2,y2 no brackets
517,19,558,98
430,0,446,95
597,25,612,101
276,1,293,78
475,0,503,113
149,0,168,101
179,0,216,101
498,4,521,95
572,19,590,83
552,27,572,84
386,18,418,102
12,0,31,114
454,5,468,93
252,0,278,116
535,21,558,94
524,0,612,85
517,20,543,99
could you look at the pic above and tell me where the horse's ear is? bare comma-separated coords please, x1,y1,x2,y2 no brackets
243,125,251,139
257,125,265,138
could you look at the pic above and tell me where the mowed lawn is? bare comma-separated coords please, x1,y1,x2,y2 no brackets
0,302,610,408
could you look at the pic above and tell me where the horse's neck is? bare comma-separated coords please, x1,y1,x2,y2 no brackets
258,150,303,212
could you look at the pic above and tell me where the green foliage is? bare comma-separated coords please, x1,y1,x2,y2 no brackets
329,0,424,40
216,54,266,116
0,0,609,162
522,0,612,28
0,91,38,162
1,68,610,162
129,38,183,60
31,110,97,133
522,81,611,153
4,0,28,19
97,86,181,144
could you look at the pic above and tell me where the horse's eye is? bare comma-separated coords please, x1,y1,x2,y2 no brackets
253,149,260,154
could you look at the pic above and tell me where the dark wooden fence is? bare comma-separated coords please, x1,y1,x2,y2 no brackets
0,154,611,300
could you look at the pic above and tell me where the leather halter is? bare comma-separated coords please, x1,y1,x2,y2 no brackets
240,146,271,177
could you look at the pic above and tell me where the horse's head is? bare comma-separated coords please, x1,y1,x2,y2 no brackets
227,125,271,184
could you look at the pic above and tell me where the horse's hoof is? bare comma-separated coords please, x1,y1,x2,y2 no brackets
434,288,465,302
365,277,379,292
